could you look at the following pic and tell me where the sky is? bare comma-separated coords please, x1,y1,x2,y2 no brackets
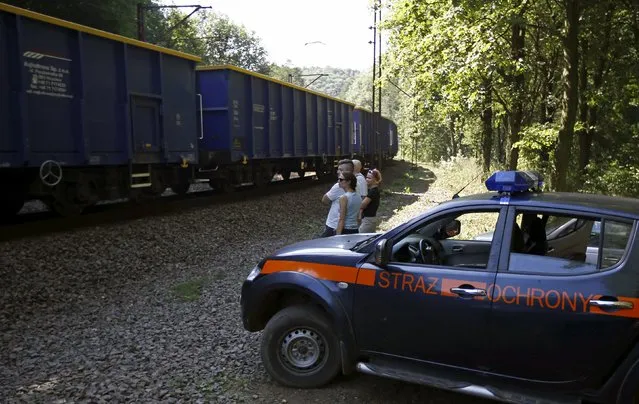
159,0,388,71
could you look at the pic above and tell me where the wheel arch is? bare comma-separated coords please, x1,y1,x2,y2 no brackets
246,272,358,374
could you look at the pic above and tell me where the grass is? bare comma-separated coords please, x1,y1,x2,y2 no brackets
386,171,424,195
378,157,494,232
171,277,209,302
429,156,488,198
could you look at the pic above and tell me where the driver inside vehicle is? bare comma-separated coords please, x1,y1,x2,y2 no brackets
391,218,462,266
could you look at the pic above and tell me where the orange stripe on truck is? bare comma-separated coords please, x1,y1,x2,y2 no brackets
261,260,359,283
356,269,377,286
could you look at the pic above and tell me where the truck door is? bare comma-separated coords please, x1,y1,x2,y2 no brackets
488,206,639,389
352,206,507,371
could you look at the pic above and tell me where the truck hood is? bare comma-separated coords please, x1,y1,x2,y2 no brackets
269,233,380,264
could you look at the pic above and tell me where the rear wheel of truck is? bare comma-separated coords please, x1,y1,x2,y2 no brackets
260,305,341,389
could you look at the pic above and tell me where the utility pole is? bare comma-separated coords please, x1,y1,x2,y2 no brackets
136,3,211,42
377,0,383,169
299,73,329,88
369,5,377,166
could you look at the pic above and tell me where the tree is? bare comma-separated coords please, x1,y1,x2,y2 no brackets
382,0,639,196
2,0,162,38
196,12,269,73
552,0,582,191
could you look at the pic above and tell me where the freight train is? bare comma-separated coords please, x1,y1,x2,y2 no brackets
0,2,399,218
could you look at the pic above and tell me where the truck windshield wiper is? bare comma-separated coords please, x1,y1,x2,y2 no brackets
352,234,380,250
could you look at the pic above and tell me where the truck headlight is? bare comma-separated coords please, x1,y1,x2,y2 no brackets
246,265,261,281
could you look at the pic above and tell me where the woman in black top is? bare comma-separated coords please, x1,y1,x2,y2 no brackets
358,168,382,233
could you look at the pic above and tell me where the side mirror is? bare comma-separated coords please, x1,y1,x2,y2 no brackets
441,220,461,238
375,239,392,266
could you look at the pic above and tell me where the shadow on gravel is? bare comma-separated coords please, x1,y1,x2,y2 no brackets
373,160,437,224
248,372,493,404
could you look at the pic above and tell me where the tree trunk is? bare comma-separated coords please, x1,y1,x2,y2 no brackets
498,114,509,167
449,115,458,156
577,38,589,174
553,0,581,191
481,79,493,173
508,18,526,170
579,2,613,173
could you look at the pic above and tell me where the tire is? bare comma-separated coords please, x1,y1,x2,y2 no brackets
260,305,341,389
617,363,639,404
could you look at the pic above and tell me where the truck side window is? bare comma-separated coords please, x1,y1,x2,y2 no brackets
600,220,634,268
390,209,501,269
508,211,634,275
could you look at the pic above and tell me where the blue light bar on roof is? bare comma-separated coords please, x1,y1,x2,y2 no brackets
485,170,544,193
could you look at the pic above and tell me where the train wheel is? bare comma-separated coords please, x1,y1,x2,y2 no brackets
280,170,291,181
50,199,84,217
210,178,235,193
170,182,190,195
0,193,25,222
254,169,272,187
48,183,86,217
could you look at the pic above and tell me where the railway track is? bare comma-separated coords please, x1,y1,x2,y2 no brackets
0,173,333,242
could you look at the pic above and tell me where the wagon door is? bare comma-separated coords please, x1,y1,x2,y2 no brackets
130,96,162,163
0,15,9,164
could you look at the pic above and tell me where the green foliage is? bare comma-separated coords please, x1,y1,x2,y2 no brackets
6,1,270,72
340,68,402,120
2,0,158,37
267,62,304,84
512,123,557,181
382,0,639,197
195,12,269,72
300,66,360,97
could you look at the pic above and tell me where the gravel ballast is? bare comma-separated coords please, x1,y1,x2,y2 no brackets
1,161,487,404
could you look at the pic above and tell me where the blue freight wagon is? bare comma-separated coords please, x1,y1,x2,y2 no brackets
379,115,399,161
353,108,372,159
354,107,398,168
195,65,355,191
0,3,201,217
389,120,398,158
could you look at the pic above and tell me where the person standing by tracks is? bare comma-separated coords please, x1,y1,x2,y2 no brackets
335,172,361,235
352,159,368,200
320,159,355,237
358,168,382,233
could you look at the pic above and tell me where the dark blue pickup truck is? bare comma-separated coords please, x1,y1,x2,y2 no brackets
240,170,639,404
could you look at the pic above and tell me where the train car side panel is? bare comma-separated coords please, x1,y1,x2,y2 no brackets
82,35,126,165
306,92,317,156
334,102,343,156
197,69,231,165
21,16,78,166
231,70,249,162
326,99,335,156
390,120,398,157
251,75,267,159
0,11,15,166
293,89,306,157
351,109,362,154
281,85,293,157
340,103,352,157
317,96,326,157
160,55,198,165
268,81,282,158
379,116,389,159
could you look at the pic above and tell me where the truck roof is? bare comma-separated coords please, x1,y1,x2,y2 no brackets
445,191,639,219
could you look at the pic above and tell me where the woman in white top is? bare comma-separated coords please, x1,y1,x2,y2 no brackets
336,172,362,235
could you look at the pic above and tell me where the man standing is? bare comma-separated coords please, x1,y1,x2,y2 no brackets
320,159,354,237
352,159,368,199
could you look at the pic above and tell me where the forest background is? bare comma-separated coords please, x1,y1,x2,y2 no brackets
5,0,639,196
